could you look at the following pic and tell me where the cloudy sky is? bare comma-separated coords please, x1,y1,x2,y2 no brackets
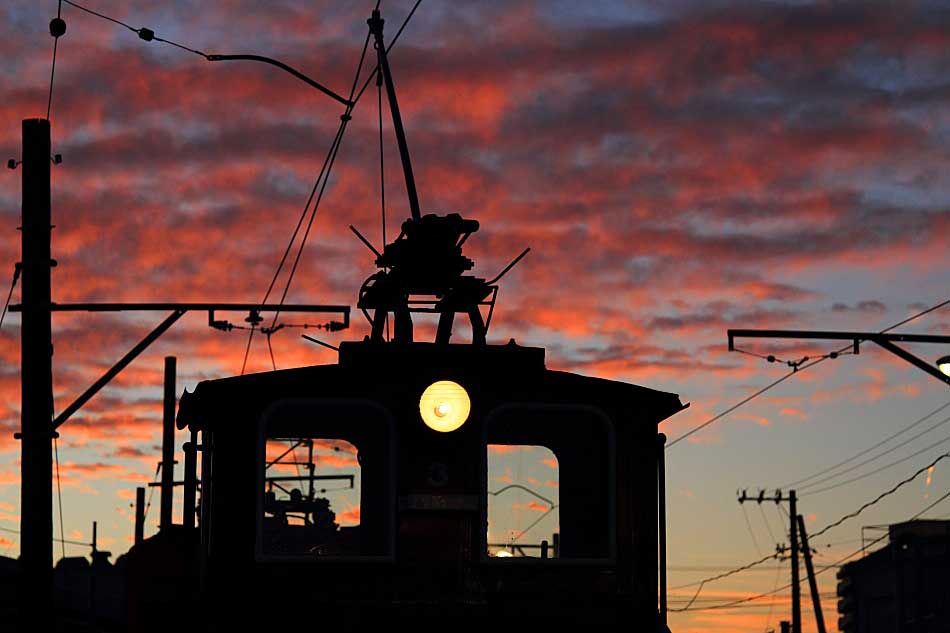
2,1,949,630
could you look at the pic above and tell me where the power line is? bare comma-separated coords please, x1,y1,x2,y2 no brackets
780,400,950,489
761,561,784,633
0,525,90,548
669,551,779,591
61,0,207,57
757,502,780,545
255,30,370,312
667,369,807,447
0,264,21,330
802,429,950,496
54,436,66,560
671,486,950,612
668,298,950,448
47,1,64,120
245,28,374,371
255,1,424,366
809,449,950,540
741,503,764,555
670,454,950,607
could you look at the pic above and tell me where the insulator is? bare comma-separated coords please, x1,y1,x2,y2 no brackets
49,17,66,38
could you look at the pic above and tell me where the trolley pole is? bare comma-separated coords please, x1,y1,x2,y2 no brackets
18,117,54,629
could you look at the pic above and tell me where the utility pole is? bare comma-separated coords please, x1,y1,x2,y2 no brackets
160,356,176,531
738,488,801,633
134,487,145,545
790,490,800,633
797,514,827,633
182,429,198,529
18,117,54,629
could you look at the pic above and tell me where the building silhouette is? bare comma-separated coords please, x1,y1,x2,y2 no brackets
838,520,950,633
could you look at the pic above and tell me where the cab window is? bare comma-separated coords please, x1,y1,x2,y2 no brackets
484,405,614,560
487,444,560,558
258,400,392,560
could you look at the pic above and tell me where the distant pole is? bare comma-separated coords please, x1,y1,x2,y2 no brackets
92,520,97,554
737,488,804,633
134,487,145,545
19,117,54,629
160,356,176,530
790,490,801,633
182,430,197,529
797,514,827,633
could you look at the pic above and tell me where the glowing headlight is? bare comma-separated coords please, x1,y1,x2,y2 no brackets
938,355,950,378
419,380,470,432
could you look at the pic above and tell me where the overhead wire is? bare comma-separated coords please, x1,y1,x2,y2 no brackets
671,487,950,612
740,503,763,555
0,525,90,548
756,501,779,546
780,400,950,489
47,1,63,120
57,0,424,368
266,83,367,333
670,451,950,608
0,264,21,330
668,297,950,448
761,561,783,633
667,369,808,448
802,428,950,496
54,436,66,560
669,551,779,591
143,462,161,521
808,449,950,540
261,0,424,360
242,26,373,373
61,0,206,57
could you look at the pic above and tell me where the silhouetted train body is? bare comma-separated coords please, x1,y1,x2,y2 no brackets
131,340,684,632
119,9,686,630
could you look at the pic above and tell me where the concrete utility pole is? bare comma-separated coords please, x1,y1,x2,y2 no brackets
135,487,145,544
160,356,176,530
183,430,198,529
789,490,800,633
18,117,54,629
738,488,801,633
797,514,827,633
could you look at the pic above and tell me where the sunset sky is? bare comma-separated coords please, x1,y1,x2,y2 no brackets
2,1,949,631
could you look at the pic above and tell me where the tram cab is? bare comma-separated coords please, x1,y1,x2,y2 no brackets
137,9,686,629
174,336,685,631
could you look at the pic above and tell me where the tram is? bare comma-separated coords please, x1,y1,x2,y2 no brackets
123,7,687,632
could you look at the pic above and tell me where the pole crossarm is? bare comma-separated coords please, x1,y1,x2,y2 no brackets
45,303,351,431
11,301,350,331
727,329,950,385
